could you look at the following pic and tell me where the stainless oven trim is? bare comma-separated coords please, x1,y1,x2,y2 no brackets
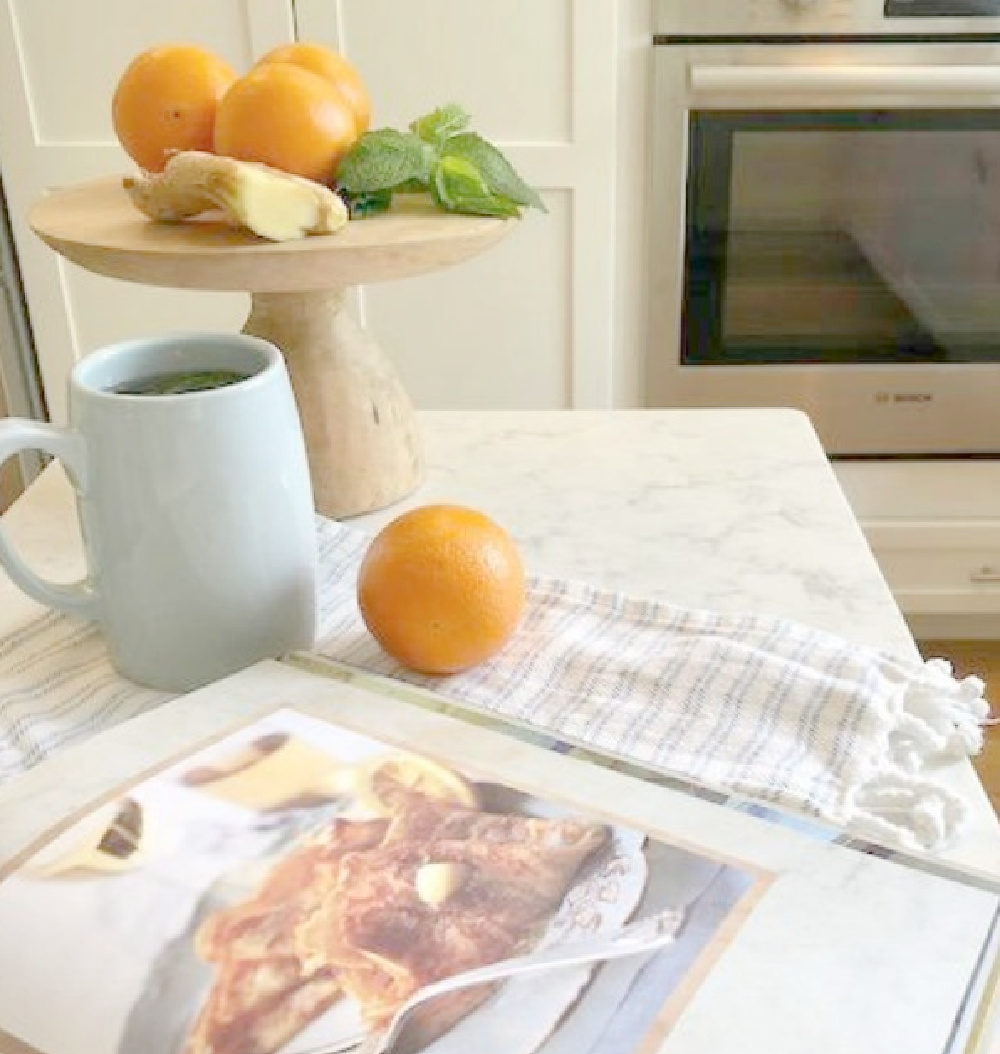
654,0,1000,40
689,62,1000,98
649,362,1000,457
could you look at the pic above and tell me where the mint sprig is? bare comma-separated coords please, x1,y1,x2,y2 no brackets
441,132,545,212
410,104,471,150
335,128,433,193
335,103,545,219
432,156,521,218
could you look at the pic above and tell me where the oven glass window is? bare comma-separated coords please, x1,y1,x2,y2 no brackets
684,110,1000,365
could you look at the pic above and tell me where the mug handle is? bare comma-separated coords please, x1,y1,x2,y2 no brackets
0,419,99,619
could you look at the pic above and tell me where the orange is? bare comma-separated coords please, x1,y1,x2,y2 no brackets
213,63,358,183
255,41,372,135
112,44,237,173
357,504,527,676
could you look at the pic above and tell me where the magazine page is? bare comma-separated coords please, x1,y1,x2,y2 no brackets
0,660,996,1054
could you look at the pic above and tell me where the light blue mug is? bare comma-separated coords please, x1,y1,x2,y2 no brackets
0,332,317,691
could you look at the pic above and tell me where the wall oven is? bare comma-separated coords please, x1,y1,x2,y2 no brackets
648,0,1000,456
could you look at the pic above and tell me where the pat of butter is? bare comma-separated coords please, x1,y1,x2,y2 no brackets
415,861,471,907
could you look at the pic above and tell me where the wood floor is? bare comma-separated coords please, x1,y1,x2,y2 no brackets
919,640,1000,818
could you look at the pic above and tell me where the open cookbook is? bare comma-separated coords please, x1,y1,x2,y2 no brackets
0,658,997,1054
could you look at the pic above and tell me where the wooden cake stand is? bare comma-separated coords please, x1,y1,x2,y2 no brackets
29,177,514,519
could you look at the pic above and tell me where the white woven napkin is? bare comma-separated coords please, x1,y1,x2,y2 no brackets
313,519,991,854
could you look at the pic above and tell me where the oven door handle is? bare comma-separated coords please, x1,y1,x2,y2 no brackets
690,64,1000,101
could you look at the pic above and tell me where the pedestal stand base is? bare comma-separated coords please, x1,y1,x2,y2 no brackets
243,290,424,520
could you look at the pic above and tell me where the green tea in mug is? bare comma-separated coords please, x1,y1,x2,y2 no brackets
109,369,251,396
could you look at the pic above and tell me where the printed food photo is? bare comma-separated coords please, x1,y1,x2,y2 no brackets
0,710,761,1054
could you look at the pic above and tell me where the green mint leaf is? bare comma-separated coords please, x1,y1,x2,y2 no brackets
416,140,438,183
394,177,433,193
431,156,521,218
410,104,471,150
340,188,394,218
335,129,429,193
442,132,546,212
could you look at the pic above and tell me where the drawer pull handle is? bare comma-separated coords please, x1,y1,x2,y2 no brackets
970,566,1000,583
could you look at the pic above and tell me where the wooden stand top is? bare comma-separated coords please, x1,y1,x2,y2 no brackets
29,176,515,293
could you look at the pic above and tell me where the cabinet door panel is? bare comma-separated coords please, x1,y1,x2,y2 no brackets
63,265,248,353
13,2,253,142
294,0,616,410
0,0,294,421
336,0,571,141
364,195,569,409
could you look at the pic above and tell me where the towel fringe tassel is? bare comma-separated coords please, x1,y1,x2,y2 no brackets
844,658,990,852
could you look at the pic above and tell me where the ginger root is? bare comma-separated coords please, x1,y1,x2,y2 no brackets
123,150,349,242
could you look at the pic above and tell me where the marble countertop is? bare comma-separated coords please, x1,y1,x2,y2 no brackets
0,407,996,870
355,409,915,658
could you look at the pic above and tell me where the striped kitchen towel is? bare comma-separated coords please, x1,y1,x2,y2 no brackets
313,518,992,854
0,611,172,784
0,515,990,854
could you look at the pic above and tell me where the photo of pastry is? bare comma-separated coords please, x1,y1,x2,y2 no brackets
0,710,765,1054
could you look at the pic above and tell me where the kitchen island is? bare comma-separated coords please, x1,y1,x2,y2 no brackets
0,408,996,872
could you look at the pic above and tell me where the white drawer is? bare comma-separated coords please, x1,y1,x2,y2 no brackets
862,519,1000,615
834,461,1000,520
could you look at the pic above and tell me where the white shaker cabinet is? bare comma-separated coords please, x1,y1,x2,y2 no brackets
293,0,620,411
0,0,634,421
0,0,296,422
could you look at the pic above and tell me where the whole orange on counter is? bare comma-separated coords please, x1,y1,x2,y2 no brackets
213,62,359,183
357,505,527,676
255,41,372,136
112,44,237,172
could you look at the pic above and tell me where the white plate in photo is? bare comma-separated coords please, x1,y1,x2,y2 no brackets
276,784,651,1054
118,784,650,1054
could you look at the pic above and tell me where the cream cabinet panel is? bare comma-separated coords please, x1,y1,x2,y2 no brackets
325,0,572,140
16,3,264,142
363,196,570,409
294,0,617,410
0,0,295,421
62,266,248,356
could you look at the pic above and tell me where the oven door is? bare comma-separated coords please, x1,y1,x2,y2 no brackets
647,41,1000,456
